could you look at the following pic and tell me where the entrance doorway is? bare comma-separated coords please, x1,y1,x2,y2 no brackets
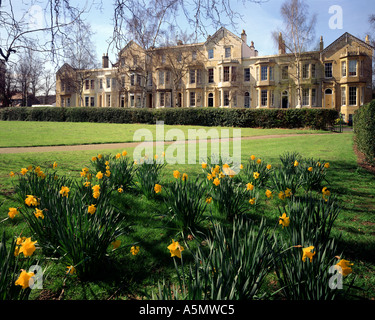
282,91,288,108
325,89,333,108
208,93,214,107
244,92,250,108
148,93,153,108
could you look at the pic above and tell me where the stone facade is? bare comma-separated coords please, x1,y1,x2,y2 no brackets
56,27,373,123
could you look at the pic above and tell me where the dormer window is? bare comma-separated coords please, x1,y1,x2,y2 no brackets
208,49,214,59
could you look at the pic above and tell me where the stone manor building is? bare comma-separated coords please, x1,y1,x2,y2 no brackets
56,27,374,123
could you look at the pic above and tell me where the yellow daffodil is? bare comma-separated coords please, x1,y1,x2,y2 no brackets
92,156,97,162
98,154,103,159
278,191,286,200
167,239,184,259
267,164,272,170
118,188,123,193
25,195,38,207
257,158,262,164
213,178,220,186
53,162,58,169
201,162,207,169
324,162,330,168
308,167,313,172
105,170,111,177
250,155,256,160
246,182,254,191
173,170,181,179
302,246,315,262
15,270,35,289
240,164,243,169
34,208,44,219
105,161,109,166
335,259,353,276
88,204,96,215
294,160,299,167
19,237,37,257
207,173,213,181
66,266,76,275
92,185,100,193
130,245,140,256
20,168,28,175
182,173,188,181
8,207,19,219
253,172,260,179
27,165,33,171
154,184,162,193
206,197,212,204
249,198,256,205
84,181,91,187
265,189,273,198
96,171,103,179
279,213,290,228
93,191,100,199
59,186,70,197
322,187,331,199
9,171,15,177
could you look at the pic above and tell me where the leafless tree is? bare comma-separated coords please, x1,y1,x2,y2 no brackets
0,0,95,66
161,32,205,107
0,62,16,107
60,21,99,106
41,69,56,104
272,0,317,108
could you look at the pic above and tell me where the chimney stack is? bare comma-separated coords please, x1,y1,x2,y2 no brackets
320,36,324,51
365,35,370,44
102,54,109,68
278,32,286,54
241,30,247,44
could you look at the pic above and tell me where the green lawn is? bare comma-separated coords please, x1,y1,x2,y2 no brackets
0,125,374,301
0,121,329,147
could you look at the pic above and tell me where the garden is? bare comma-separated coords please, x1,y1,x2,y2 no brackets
0,121,374,303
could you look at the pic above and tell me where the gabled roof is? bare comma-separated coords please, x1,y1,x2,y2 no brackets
204,27,243,46
322,32,374,54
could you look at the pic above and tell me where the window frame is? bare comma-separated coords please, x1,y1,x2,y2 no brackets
325,62,333,78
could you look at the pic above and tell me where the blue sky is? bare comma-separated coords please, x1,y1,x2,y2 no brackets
6,0,375,65
85,0,375,64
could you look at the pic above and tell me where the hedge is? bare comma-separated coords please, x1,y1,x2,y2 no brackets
354,100,375,165
0,107,338,130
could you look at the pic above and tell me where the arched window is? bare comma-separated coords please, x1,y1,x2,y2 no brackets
325,88,333,95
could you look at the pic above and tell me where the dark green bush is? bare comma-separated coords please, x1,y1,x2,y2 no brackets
0,107,338,130
354,100,375,165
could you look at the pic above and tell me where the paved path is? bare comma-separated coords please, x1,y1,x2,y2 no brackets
0,133,333,154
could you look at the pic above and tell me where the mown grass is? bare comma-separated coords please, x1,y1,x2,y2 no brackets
0,121,329,147
0,129,374,300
